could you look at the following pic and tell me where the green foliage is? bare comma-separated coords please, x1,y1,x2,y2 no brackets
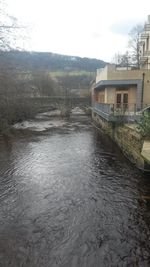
57,73,94,90
137,112,150,137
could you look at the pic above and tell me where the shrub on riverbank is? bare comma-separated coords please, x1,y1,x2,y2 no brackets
0,66,62,134
0,99,37,134
136,112,150,138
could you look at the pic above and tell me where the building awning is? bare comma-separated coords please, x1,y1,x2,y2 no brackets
94,79,142,90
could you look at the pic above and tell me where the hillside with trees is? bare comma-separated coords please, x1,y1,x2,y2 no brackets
0,51,107,100
0,0,107,133
0,50,107,133
0,51,106,72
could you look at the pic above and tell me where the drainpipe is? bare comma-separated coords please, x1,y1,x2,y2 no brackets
141,72,145,109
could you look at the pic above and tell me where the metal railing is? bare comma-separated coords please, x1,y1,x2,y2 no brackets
94,102,113,115
94,102,138,115
93,102,150,121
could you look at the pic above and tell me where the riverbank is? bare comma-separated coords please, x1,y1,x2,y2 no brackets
92,111,150,172
0,107,87,137
12,108,87,132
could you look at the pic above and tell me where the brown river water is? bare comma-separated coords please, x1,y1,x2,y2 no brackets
0,114,150,267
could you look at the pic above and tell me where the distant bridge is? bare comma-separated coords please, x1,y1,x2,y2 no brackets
30,96,91,112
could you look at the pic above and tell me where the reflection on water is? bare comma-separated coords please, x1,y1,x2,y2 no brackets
0,116,150,267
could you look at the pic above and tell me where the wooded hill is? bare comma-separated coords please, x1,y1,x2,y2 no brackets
0,51,106,72
0,51,107,92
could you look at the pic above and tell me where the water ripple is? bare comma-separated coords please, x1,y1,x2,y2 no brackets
0,116,149,266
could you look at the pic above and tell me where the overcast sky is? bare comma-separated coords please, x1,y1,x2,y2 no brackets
6,0,150,62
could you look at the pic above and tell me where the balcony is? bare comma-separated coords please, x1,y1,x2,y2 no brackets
92,102,142,122
144,24,150,31
140,56,148,64
140,33,149,39
143,51,150,57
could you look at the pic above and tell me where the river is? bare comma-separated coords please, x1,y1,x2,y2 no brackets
0,113,150,267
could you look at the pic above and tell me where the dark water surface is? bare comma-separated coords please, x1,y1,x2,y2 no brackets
0,116,150,267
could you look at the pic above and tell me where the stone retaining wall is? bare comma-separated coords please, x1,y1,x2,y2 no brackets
92,111,147,170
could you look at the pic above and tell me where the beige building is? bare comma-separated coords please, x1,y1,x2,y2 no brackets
140,15,150,69
92,64,150,121
92,15,150,121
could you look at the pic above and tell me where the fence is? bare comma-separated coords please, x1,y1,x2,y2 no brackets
93,102,150,122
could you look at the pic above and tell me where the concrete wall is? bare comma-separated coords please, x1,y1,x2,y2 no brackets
96,65,144,83
96,66,108,83
107,68,142,80
96,65,117,83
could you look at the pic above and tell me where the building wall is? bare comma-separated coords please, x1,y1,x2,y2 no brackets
107,69,142,80
96,65,117,83
142,70,150,105
143,74,150,105
128,86,137,104
96,65,150,105
96,66,108,83
140,15,150,69
97,90,105,103
96,86,137,106
96,66,145,83
105,87,116,103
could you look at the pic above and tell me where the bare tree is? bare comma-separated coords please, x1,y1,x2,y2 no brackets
128,24,143,68
112,52,131,68
0,1,35,133
0,0,26,51
31,70,60,97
